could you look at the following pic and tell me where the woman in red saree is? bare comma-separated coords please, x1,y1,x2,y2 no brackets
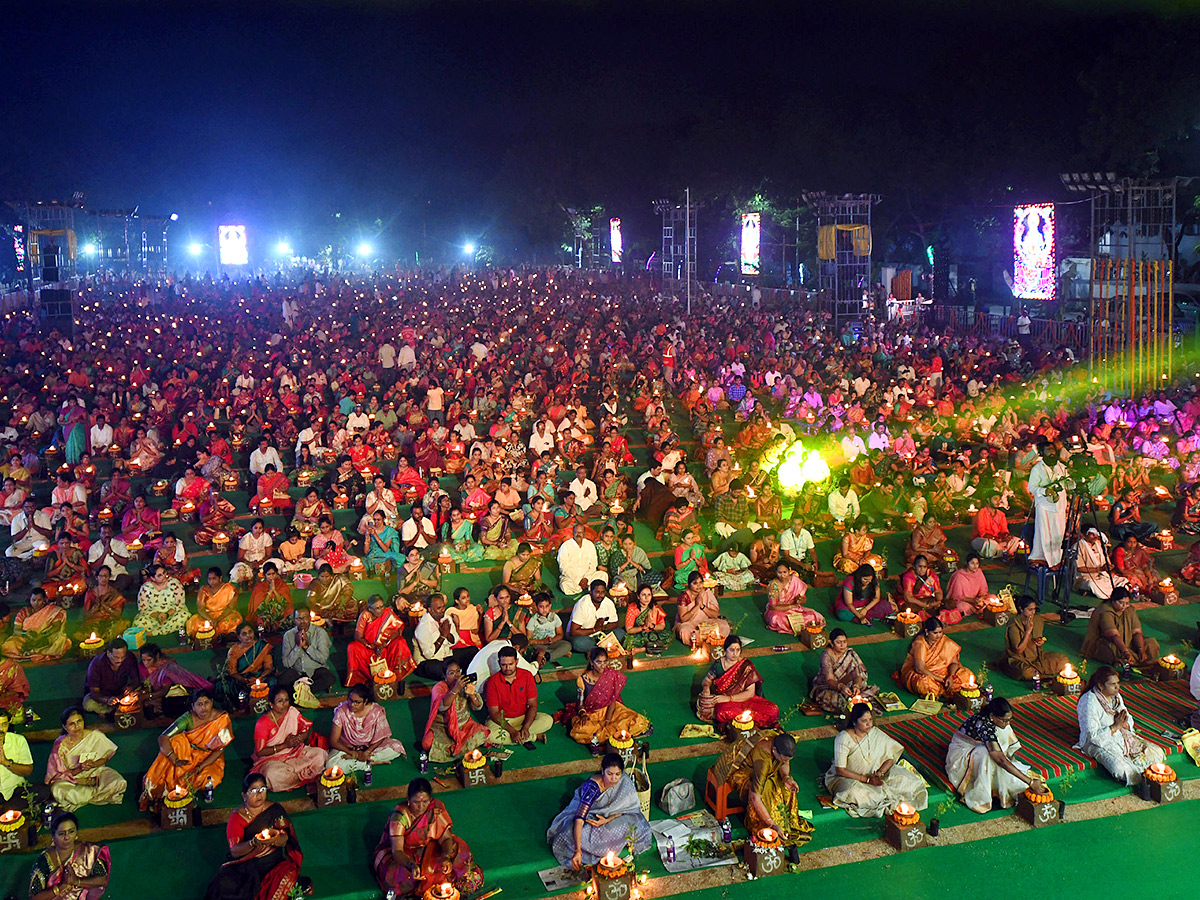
348,436,382,478
696,635,779,728
204,773,304,900
421,661,489,762
172,466,211,510
119,494,163,552
345,596,415,688
251,685,327,792
250,466,294,512
373,778,483,898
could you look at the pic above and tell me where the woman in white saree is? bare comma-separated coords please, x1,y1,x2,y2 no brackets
945,697,1047,813
824,703,928,817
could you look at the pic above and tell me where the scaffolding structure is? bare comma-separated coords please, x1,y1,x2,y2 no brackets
654,192,697,311
803,192,881,324
1061,173,1192,394
6,195,85,284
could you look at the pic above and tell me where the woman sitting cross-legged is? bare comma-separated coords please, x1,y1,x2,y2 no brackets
896,617,977,699
567,647,650,748
327,684,407,773
727,731,814,852
832,564,894,624
45,706,127,812
420,660,490,764
1075,665,1166,786
251,684,328,793
809,629,884,714
374,777,484,897
696,635,779,729
139,688,233,811
824,703,928,818
203,772,307,900
546,752,653,870
945,697,1048,813
215,623,274,710
764,563,826,634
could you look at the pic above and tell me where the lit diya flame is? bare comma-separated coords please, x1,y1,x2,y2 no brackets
736,710,754,723
167,786,188,800
986,594,1004,608
257,828,274,841
1060,663,1078,680
201,620,213,630
895,802,915,817
466,749,483,763
0,809,21,823
1164,654,1181,664
432,884,456,900
325,766,343,779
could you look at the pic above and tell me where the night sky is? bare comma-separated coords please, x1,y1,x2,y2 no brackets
4,0,1200,265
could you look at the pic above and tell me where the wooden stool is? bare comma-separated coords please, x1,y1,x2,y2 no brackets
703,767,744,820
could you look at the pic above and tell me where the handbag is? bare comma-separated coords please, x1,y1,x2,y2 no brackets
658,776,695,816
632,754,653,819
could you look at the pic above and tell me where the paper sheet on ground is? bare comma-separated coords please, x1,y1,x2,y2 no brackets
651,817,737,873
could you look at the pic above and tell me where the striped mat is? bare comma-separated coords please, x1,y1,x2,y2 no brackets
882,681,1190,790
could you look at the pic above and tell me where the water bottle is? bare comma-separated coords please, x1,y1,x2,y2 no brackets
983,683,994,703
363,762,373,786
386,890,397,900
590,732,601,756
418,749,429,774
178,626,187,646
720,818,732,841
1122,661,1133,681
665,835,675,863
1031,673,1041,692
203,776,214,803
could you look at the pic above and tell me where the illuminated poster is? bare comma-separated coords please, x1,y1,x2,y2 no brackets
1012,204,1055,300
740,212,761,276
609,218,623,264
13,225,25,273
218,224,249,266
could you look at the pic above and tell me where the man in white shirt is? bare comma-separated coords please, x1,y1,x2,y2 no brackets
567,466,599,512
400,506,437,551
0,709,35,805
867,423,891,452
779,516,816,572
398,343,416,370
7,499,54,559
467,634,539,686
452,414,477,444
568,581,624,653
377,341,397,373
248,439,283,476
828,478,861,523
528,420,555,457
87,524,132,589
413,594,475,679
840,429,866,463
557,524,607,595
636,461,666,494
346,404,370,433
89,414,113,452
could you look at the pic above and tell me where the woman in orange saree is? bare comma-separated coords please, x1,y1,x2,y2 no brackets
373,779,483,898
187,568,243,638
897,617,976,698
140,688,233,810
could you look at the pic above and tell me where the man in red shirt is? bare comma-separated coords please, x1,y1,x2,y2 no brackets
971,495,1022,558
483,646,552,747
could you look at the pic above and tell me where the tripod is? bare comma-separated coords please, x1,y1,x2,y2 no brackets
1049,491,1113,623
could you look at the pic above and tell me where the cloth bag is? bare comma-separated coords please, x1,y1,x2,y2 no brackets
658,777,695,816
631,755,652,819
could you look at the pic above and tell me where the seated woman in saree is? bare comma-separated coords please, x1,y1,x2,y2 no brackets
80,566,129,642
810,629,884,714
671,529,709,591
1076,665,1166,786
360,509,403,578
613,534,662,592
824,703,928,818
397,547,438,599
712,546,755,591
764,564,826,635
568,647,651,746
172,465,211,510
28,811,110,900
1112,534,1158,593
479,500,518,559
833,564,894,624
832,517,876,575
311,516,351,574
250,464,294,513
547,752,654,870
98,465,133,519
441,508,486,564
187,567,243,639
748,532,781,583
140,643,215,719
251,684,327,792
1000,595,1069,682
119,493,162,551
946,697,1048,813
246,563,294,633
306,563,359,624
153,533,201,586
895,555,948,621
140,688,233,811
675,570,731,647
698,635,779,729
501,542,545,595
944,552,992,620
421,660,490,763
215,623,275,710
203,773,306,900
45,707,127,811
668,461,705,506
728,731,814,851
374,777,484,898
623,585,672,656
194,486,240,546
897,617,977,699
659,497,701,546
0,657,30,711
291,487,332,532
904,514,948,566
363,475,400,529
327,684,407,773
345,594,415,688
2,588,71,661
133,564,190,636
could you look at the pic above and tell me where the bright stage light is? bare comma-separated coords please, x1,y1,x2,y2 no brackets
276,241,293,256
82,243,96,257
357,242,373,257
463,243,476,256
169,213,179,222
218,225,248,265
187,243,203,257
775,440,829,493
609,218,623,264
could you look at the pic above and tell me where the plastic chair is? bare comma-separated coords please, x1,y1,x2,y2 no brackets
703,766,745,820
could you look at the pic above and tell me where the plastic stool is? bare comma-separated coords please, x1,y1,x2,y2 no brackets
703,767,745,820
1022,562,1058,605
